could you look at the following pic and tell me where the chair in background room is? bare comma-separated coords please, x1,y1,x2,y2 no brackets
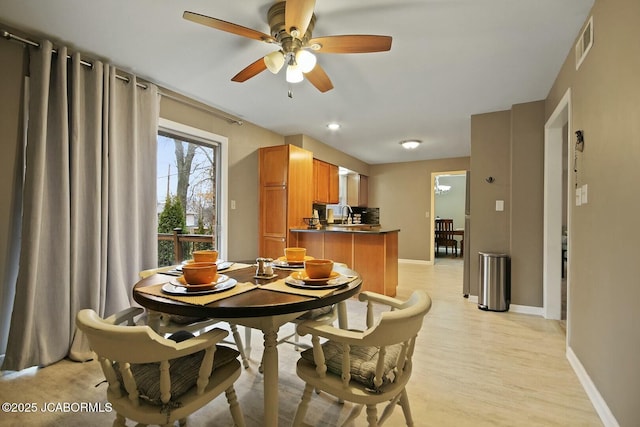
292,290,432,427
76,308,246,427
435,218,458,256
138,267,250,368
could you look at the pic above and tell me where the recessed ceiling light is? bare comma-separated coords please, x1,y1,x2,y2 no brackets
327,123,340,131
400,139,422,149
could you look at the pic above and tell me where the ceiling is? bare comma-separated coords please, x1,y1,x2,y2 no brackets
0,0,593,164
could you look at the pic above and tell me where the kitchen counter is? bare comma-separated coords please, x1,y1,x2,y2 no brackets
290,227,399,296
290,225,399,234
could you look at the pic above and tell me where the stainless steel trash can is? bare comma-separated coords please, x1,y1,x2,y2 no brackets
478,252,510,311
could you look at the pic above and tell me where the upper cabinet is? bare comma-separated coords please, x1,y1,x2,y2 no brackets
328,164,339,204
347,173,368,207
313,158,339,204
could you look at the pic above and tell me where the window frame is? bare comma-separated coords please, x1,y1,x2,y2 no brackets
157,118,229,260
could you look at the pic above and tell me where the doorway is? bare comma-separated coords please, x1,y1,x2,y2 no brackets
430,171,467,263
543,89,571,333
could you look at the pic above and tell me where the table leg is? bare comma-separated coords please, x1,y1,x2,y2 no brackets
226,313,306,427
146,310,162,331
262,327,279,427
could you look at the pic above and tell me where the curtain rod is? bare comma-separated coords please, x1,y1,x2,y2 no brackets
2,29,243,126
157,91,244,125
2,29,145,88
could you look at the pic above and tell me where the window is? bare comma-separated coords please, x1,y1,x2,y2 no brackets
156,119,228,264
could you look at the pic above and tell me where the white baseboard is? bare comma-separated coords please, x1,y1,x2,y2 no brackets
465,297,543,316
509,304,544,316
398,258,433,266
566,346,619,427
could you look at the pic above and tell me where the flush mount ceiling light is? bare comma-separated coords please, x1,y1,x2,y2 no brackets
327,122,341,131
400,140,422,150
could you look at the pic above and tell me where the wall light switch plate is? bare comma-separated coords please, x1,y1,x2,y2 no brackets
575,188,582,206
581,184,588,204
231,200,236,210
495,200,504,211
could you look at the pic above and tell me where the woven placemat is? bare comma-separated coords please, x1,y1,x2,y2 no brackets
135,281,257,305
259,278,337,298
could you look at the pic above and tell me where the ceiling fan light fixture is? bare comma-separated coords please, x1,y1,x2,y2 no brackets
296,50,317,73
400,140,422,150
286,63,304,83
264,50,285,74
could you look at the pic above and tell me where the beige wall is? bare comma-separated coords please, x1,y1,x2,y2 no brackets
159,91,284,262
510,101,545,307
368,157,470,261
285,134,370,176
545,0,640,424
469,110,512,296
469,101,545,306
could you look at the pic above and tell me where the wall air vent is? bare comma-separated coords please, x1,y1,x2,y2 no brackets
575,16,593,70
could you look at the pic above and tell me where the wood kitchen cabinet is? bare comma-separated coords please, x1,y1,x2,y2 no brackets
347,174,368,207
328,163,339,204
290,229,399,296
313,158,339,204
259,145,313,258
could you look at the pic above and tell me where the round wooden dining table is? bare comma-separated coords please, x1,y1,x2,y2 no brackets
133,262,362,427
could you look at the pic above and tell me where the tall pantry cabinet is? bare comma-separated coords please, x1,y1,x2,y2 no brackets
259,145,314,259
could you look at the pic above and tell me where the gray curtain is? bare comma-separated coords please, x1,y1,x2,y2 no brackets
1,40,159,371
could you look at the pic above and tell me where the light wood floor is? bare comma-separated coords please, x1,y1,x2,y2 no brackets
0,259,602,426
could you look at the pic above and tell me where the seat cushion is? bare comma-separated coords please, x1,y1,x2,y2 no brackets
114,345,239,405
167,314,208,325
301,341,403,391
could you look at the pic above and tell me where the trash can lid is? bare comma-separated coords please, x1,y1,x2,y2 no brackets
478,252,508,257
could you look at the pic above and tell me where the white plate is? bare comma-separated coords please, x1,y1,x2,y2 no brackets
170,274,229,288
176,261,234,271
162,278,237,295
284,274,354,290
273,258,305,269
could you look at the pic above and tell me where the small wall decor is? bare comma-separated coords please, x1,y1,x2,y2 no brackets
575,130,584,152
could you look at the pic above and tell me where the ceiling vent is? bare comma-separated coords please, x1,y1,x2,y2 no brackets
575,16,593,70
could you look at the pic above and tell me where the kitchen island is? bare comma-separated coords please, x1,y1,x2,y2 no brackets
290,226,399,296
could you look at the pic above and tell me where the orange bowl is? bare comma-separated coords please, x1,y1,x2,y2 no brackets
285,247,306,262
182,262,218,284
192,250,218,263
304,259,334,279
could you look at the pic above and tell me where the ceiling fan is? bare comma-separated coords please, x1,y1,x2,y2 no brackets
183,0,392,93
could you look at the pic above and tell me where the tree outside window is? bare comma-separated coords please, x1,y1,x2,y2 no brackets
157,132,219,265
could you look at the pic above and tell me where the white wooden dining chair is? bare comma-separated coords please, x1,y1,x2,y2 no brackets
76,307,246,427
138,266,250,368
292,290,432,427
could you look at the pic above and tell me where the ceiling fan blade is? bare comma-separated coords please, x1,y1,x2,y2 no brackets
231,57,268,82
285,0,316,38
183,11,275,43
305,64,333,93
308,35,392,53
